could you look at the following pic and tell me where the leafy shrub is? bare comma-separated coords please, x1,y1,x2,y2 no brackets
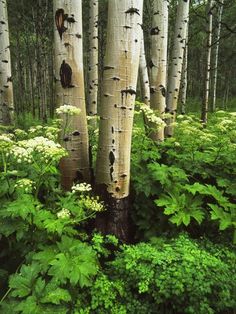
131,111,236,242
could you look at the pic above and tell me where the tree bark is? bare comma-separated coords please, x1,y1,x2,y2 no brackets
87,0,98,118
139,29,150,107
201,0,214,124
95,0,143,242
53,0,90,190
149,0,169,141
0,0,14,125
180,27,188,114
212,0,223,112
165,0,189,136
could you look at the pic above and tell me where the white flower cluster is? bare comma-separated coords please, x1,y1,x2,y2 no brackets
19,136,67,162
56,105,81,116
83,196,104,212
9,146,32,163
57,208,71,219
14,179,35,193
72,182,92,193
0,134,13,151
141,104,166,129
29,125,60,141
14,129,27,139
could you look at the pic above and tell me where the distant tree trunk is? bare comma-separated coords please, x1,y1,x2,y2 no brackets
139,29,150,106
149,0,169,141
165,0,189,136
87,0,98,118
95,0,143,242
0,0,14,125
53,0,90,190
201,0,214,124
180,27,188,114
212,0,223,112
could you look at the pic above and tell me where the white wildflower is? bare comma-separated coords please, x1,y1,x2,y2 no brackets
15,179,35,193
56,105,81,116
83,196,105,212
57,208,71,219
72,183,92,193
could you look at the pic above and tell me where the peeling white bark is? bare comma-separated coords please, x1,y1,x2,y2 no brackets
166,0,189,136
87,0,98,117
53,0,90,189
0,0,14,125
96,0,143,199
149,0,169,141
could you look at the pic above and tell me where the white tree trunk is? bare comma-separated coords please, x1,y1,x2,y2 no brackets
53,0,90,190
166,0,189,136
95,0,143,240
149,0,169,141
212,0,223,112
96,0,143,198
180,27,188,114
201,0,214,124
87,0,98,117
0,0,14,125
139,29,150,106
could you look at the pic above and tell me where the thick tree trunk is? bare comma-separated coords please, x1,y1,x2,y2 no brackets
212,0,223,112
53,0,90,190
139,29,150,107
95,0,143,242
87,0,98,118
201,0,214,124
149,0,169,141
180,28,188,114
165,0,189,136
0,0,14,125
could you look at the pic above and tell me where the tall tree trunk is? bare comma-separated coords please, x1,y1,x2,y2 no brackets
201,0,214,124
0,0,14,125
95,0,143,242
149,0,169,141
53,0,90,190
180,27,188,114
212,0,223,112
139,29,150,107
165,0,189,136
87,0,98,118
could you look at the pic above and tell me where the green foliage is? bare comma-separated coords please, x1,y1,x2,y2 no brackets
132,111,236,242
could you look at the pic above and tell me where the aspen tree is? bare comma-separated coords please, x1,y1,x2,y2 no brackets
95,0,143,241
0,0,14,125
180,27,188,114
87,0,98,118
139,29,150,106
166,0,189,136
149,0,169,141
201,0,214,124
212,0,224,112
53,0,90,190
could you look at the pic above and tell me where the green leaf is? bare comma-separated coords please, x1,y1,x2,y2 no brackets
41,287,71,305
9,264,40,298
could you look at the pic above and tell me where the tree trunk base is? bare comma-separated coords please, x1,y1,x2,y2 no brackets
95,187,132,243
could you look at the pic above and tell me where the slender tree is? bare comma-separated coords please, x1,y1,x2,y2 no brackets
165,0,189,136
95,0,143,242
149,0,169,141
139,29,150,107
201,0,214,124
0,0,14,125
87,0,98,118
212,0,224,112
53,0,90,190
180,27,188,114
